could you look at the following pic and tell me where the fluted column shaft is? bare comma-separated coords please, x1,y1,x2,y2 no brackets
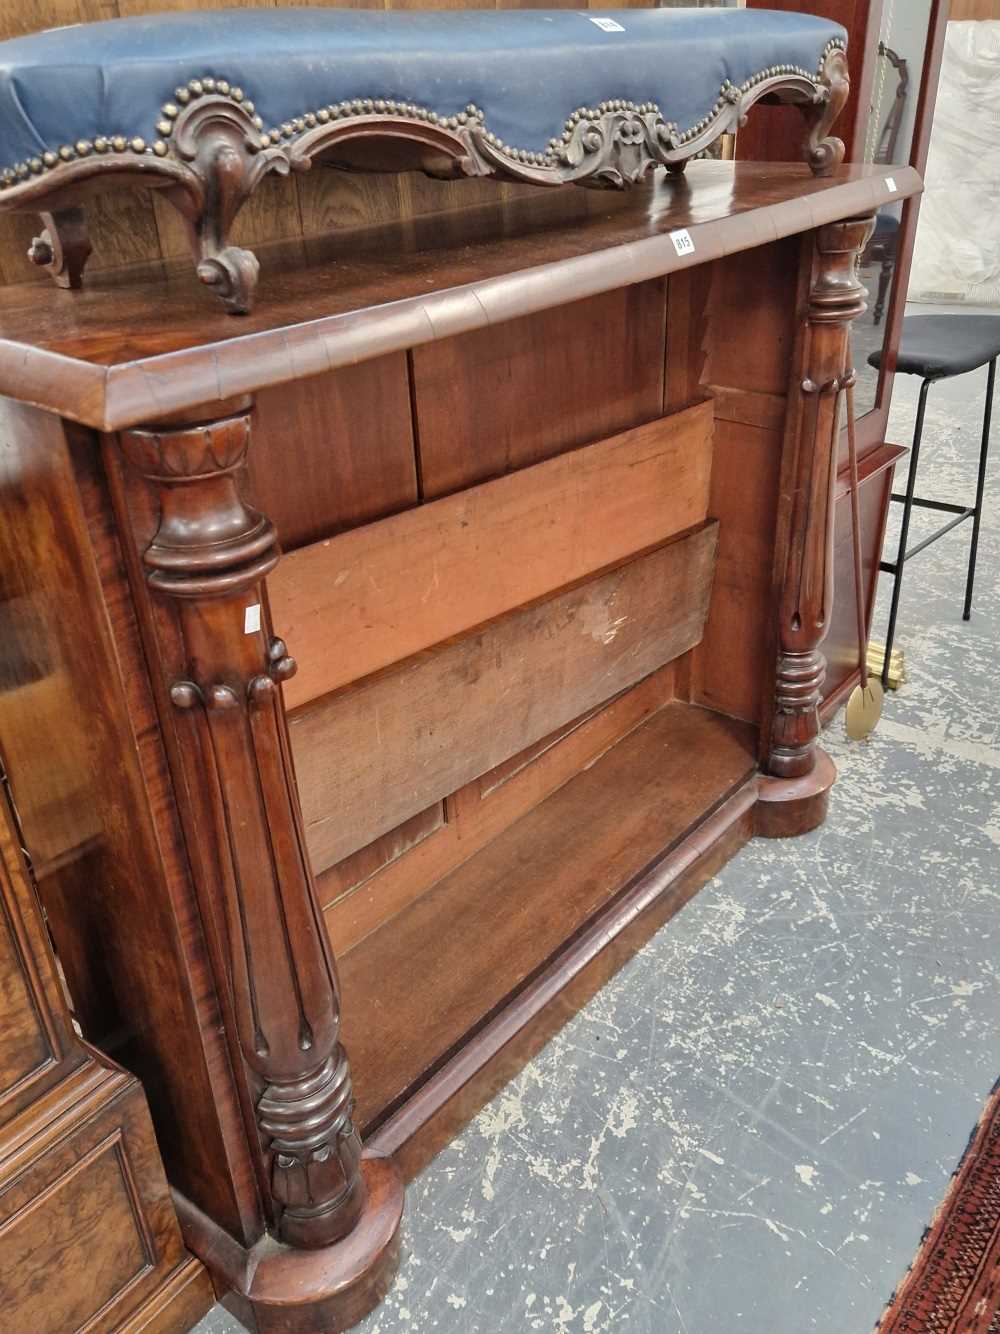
766,215,876,779
120,410,365,1251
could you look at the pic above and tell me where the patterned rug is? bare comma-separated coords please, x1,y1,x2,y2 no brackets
878,1080,1000,1333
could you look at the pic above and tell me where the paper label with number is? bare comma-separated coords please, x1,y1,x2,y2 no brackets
589,16,625,32
670,229,695,258
885,176,898,193
244,603,262,635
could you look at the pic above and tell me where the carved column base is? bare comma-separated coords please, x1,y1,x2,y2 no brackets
756,748,836,839
174,1156,403,1333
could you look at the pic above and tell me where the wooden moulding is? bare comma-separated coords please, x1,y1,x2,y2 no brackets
290,521,719,875
270,397,714,710
0,164,919,433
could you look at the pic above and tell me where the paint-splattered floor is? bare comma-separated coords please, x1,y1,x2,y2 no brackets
195,310,1000,1334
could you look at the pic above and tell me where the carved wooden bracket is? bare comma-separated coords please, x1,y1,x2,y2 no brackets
0,42,847,313
801,46,849,177
119,410,366,1251
26,205,92,289
767,213,876,781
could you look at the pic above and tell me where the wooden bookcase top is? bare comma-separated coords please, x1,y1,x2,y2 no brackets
0,159,917,431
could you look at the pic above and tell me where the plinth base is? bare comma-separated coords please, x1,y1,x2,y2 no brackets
175,1155,404,1334
755,748,837,839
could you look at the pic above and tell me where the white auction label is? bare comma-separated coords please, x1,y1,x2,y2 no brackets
670,228,695,257
244,603,262,635
885,176,898,193
590,16,625,31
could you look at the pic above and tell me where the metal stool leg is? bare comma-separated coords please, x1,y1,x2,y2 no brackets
963,356,995,621
882,376,931,689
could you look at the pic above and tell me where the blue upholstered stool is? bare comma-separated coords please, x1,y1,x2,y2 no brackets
0,7,850,310
869,314,1000,689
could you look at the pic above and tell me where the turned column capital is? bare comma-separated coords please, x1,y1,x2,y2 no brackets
808,215,877,323
119,410,278,599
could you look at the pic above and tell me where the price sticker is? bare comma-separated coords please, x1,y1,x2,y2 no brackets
670,228,696,258
244,603,262,635
885,176,898,193
590,16,625,31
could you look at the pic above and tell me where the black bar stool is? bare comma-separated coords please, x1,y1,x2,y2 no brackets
868,314,1000,690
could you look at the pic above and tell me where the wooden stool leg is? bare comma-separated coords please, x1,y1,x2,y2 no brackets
117,406,402,1330
757,215,875,839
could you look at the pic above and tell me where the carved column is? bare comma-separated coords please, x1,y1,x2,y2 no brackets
119,409,365,1247
759,215,875,835
117,407,402,1324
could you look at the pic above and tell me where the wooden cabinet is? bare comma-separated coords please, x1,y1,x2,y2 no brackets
0,160,917,1331
0,750,211,1331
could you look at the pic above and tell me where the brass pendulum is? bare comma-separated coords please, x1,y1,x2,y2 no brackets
843,372,884,741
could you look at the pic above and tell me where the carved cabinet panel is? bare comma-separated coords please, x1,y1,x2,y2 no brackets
0,763,83,1131
0,670,211,1332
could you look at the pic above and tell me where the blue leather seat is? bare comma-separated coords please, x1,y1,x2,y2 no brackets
0,7,845,183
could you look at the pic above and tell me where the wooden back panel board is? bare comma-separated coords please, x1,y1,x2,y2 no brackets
410,282,667,497
271,398,713,709
240,225,799,963
255,274,687,942
290,522,719,873
669,237,805,726
321,664,678,953
247,353,419,553
259,241,798,950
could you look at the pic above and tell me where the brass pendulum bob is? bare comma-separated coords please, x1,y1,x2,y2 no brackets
843,372,884,741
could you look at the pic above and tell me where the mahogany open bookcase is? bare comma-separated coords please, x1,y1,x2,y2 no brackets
0,158,916,1331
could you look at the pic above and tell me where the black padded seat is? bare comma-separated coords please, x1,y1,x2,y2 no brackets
871,312,999,689
870,313,1000,380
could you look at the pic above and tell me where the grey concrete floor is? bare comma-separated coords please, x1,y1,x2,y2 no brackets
196,307,1000,1333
